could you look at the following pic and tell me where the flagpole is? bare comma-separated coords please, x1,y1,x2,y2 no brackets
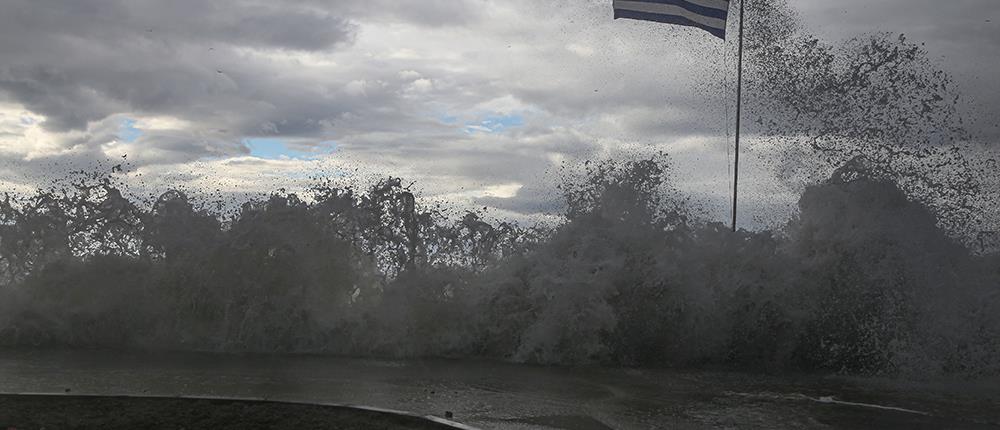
731,0,744,232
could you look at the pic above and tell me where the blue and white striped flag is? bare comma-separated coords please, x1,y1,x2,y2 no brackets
613,0,731,39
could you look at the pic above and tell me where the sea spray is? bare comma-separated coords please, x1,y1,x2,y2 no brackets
1,156,997,377
1,0,998,378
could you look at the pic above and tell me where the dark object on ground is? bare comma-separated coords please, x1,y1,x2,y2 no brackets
0,395,462,430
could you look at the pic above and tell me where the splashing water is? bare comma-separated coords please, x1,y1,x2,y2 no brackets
0,0,998,379
740,0,998,241
0,154,997,378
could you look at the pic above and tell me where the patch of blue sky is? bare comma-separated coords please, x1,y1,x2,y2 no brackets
244,138,338,160
118,118,143,142
464,113,525,134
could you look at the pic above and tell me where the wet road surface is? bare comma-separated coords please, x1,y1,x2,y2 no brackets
1,350,998,429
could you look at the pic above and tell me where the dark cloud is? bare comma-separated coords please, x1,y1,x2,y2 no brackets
315,0,484,27
0,0,355,52
0,0,486,142
0,0,352,137
476,183,565,217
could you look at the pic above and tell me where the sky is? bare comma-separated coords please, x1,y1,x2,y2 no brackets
0,0,997,226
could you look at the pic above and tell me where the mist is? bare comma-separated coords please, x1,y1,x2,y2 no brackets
0,149,996,378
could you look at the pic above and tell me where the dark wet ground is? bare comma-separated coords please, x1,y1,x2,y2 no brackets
1,349,998,429
0,394,458,430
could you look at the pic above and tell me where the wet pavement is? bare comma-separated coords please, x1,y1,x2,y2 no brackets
1,349,998,429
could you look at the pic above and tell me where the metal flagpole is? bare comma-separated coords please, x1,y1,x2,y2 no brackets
612,0,743,229
731,0,745,232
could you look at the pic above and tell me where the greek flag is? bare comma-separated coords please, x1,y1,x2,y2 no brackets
613,0,731,39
